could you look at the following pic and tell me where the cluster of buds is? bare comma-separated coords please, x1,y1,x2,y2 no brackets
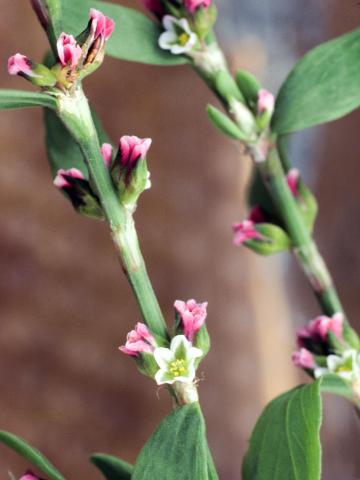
53,135,152,217
8,9,114,91
292,313,360,398
142,0,216,55
232,168,318,255
119,299,209,403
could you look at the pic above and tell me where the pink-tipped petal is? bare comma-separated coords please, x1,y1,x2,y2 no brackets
100,143,113,168
90,8,115,41
174,298,207,341
57,33,82,68
232,220,263,246
119,135,152,166
119,322,156,356
287,168,300,197
257,88,275,115
19,472,41,480
184,0,211,13
53,168,84,189
8,54,33,76
292,348,315,369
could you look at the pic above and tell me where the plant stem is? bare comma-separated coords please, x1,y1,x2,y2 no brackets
57,87,168,339
191,41,347,321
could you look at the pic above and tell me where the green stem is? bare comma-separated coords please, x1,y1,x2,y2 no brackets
57,87,168,339
191,40,348,321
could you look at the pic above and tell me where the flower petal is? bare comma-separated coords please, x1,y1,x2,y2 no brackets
155,368,176,385
154,347,174,369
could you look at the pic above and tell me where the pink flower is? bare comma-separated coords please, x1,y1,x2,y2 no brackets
257,89,275,115
100,143,113,168
8,54,33,76
296,313,344,347
174,299,208,341
292,348,315,369
232,220,263,246
184,0,212,13
90,9,115,41
119,322,156,356
286,168,300,197
142,0,165,15
119,136,152,167
57,33,82,68
53,168,85,189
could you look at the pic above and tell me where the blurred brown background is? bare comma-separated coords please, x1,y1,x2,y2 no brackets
0,1,360,479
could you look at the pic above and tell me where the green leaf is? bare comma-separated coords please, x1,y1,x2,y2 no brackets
272,28,360,134
242,382,322,480
320,373,357,402
90,453,133,480
0,90,56,110
44,107,110,178
132,403,218,480
0,431,64,480
206,104,248,141
60,0,186,66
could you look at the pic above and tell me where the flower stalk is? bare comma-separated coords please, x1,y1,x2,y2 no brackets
57,87,168,339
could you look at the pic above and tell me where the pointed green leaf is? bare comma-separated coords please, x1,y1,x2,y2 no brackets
60,0,186,66
90,453,133,480
242,382,322,480
272,28,360,133
0,90,56,110
132,403,218,480
207,104,248,141
0,431,64,480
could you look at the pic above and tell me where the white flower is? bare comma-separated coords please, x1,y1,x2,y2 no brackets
153,335,203,385
158,16,198,55
314,349,360,381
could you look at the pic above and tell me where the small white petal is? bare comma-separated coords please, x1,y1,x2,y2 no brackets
314,367,328,379
154,347,174,369
327,355,341,372
186,346,203,363
162,15,177,32
170,335,191,355
159,31,178,51
155,368,176,385
178,18,192,34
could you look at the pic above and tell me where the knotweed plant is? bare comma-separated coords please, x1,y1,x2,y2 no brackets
1,1,360,479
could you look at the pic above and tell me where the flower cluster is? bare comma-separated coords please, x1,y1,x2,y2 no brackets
119,299,208,393
54,135,152,217
292,313,360,396
8,9,114,90
142,0,216,55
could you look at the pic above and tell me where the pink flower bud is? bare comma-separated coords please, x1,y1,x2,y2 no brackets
174,299,208,342
119,136,152,167
19,471,41,480
184,0,212,13
286,168,300,197
296,313,344,347
119,322,156,356
100,143,113,168
232,220,263,246
57,33,82,68
142,0,165,16
257,89,275,115
8,54,33,76
248,205,266,224
292,348,315,369
89,9,115,41
53,168,85,189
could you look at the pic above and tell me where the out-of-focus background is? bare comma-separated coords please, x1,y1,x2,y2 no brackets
0,1,360,478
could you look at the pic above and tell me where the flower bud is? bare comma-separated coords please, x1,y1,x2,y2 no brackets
90,8,115,41
112,135,152,208
53,168,103,220
100,143,113,168
20,472,42,480
141,0,165,17
256,89,275,130
57,33,82,69
232,220,291,255
174,299,207,342
184,0,212,13
7,53,56,87
119,323,160,378
292,348,316,369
